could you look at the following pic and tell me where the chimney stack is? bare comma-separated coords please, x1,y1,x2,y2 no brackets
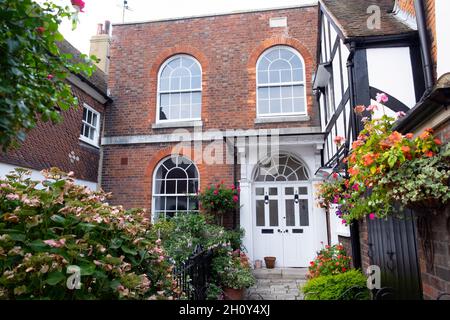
89,20,111,74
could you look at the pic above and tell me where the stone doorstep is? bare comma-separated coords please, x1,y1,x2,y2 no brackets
253,267,308,280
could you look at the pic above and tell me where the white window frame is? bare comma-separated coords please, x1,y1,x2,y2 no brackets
256,46,307,118
79,103,100,147
156,54,202,124
151,155,200,221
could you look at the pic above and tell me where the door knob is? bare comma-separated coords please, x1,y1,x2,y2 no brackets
284,230,289,233
278,229,282,233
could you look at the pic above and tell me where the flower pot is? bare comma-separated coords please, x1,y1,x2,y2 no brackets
254,260,262,269
264,256,276,269
223,287,244,300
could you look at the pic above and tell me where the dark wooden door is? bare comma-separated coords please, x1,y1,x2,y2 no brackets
367,210,423,300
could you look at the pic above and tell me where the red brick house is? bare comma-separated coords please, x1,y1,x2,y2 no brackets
101,5,330,268
0,38,110,190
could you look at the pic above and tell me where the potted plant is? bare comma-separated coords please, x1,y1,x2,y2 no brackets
197,182,240,226
264,256,276,269
212,248,255,300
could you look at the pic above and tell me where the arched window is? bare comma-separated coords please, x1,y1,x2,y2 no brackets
157,55,202,122
153,155,199,219
254,154,309,182
256,46,306,117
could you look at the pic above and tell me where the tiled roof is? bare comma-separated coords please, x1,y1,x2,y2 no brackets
56,40,108,96
321,0,416,40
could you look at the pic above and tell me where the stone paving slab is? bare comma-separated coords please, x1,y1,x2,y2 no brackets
246,268,308,300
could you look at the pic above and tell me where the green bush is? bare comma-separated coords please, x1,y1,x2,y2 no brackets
0,168,178,300
211,247,255,290
302,269,369,300
151,213,243,264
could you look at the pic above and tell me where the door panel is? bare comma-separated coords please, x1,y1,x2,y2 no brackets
253,184,314,268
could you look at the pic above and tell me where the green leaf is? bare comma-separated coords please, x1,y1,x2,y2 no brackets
121,245,137,256
80,264,96,276
109,238,122,249
50,214,66,225
28,239,47,251
46,271,65,286
8,232,26,242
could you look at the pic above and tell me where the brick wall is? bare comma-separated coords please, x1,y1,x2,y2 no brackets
106,6,319,138
397,0,437,77
416,206,450,300
359,218,370,271
102,6,319,217
0,86,105,183
101,142,238,227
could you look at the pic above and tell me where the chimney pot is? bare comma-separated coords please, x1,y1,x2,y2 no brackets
104,20,111,35
97,23,103,35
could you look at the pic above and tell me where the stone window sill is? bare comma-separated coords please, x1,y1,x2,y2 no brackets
255,115,310,124
152,120,203,129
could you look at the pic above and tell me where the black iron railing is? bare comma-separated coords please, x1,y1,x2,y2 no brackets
173,245,214,300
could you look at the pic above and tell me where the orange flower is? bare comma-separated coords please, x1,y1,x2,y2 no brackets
362,153,375,166
405,133,414,139
401,146,411,154
348,167,359,176
425,151,434,157
389,131,403,144
434,138,442,145
420,130,432,140
352,140,364,149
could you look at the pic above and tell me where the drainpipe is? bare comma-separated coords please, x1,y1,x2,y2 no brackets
233,143,238,230
346,43,362,270
414,0,434,90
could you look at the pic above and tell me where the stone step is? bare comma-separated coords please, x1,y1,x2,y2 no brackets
253,268,308,280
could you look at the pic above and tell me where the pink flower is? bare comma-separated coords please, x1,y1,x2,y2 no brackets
233,195,239,203
342,220,347,225
376,93,389,103
354,105,366,114
44,239,66,248
334,136,345,146
6,194,20,201
155,239,162,245
366,105,378,112
369,213,376,220
213,190,219,195
352,184,359,191
361,117,369,123
332,172,339,179
47,74,54,80
71,0,85,12
396,111,406,118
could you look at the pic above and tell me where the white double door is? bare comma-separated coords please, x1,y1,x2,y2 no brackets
253,184,313,268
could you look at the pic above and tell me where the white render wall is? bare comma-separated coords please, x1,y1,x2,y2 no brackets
366,47,417,108
0,162,97,190
436,0,450,78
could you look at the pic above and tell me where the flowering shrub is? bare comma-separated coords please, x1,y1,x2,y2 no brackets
197,182,240,225
307,244,351,279
316,93,450,223
211,247,255,290
151,213,242,264
0,168,178,300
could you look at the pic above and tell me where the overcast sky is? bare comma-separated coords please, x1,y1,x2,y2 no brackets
57,0,317,54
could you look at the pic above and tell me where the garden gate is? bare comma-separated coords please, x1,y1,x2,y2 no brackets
367,209,423,300
173,245,214,300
